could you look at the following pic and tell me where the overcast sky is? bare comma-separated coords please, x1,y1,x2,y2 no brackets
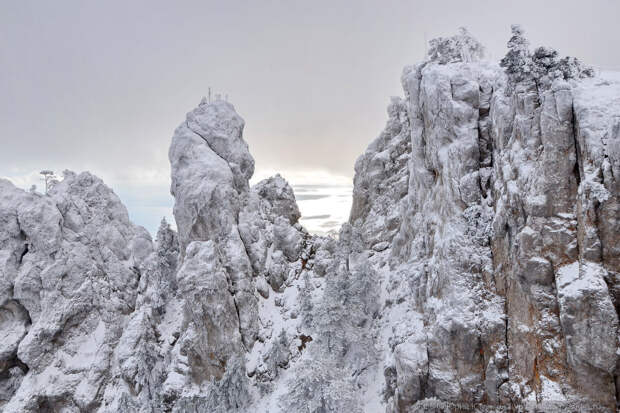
2,0,619,233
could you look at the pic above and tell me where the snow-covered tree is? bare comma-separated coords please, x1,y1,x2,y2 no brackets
299,272,315,329
207,356,251,412
156,217,179,271
428,27,484,64
556,55,595,80
173,356,251,413
500,24,531,85
256,329,291,382
133,218,179,313
40,170,57,194
281,250,378,411
117,309,164,409
501,25,594,89
531,46,559,79
279,359,362,413
314,269,350,356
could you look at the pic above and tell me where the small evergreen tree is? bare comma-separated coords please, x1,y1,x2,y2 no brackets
156,217,179,269
156,218,179,288
174,356,251,413
257,329,291,382
500,24,532,84
280,359,362,413
427,27,484,64
39,170,57,194
501,24,594,89
208,356,252,411
556,56,595,80
531,46,559,79
282,252,379,412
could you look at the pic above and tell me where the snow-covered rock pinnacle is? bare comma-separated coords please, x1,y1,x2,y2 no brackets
169,99,254,253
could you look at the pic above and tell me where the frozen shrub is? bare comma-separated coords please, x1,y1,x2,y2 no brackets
256,329,291,382
156,217,179,272
501,25,594,89
556,56,594,80
531,46,559,80
173,356,251,413
280,359,362,413
428,27,484,64
500,24,532,84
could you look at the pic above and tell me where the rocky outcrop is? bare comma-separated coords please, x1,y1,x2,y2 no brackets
169,99,259,352
350,96,411,249
0,28,618,413
386,61,506,408
484,72,619,409
0,99,307,411
352,35,620,412
0,171,153,412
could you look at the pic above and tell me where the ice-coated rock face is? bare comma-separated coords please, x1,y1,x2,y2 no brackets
0,97,307,411
169,99,254,254
350,96,411,249
239,174,306,292
385,60,507,407
355,47,619,411
251,174,301,226
0,171,154,412
169,99,259,350
1,28,619,413
168,99,307,356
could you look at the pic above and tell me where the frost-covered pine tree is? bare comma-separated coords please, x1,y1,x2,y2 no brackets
530,46,560,88
206,356,251,412
500,24,531,85
156,217,179,271
454,27,485,63
256,329,291,382
427,27,484,64
173,356,251,413
281,248,378,412
116,309,165,412
556,55,595,80
314,269,350,356
299,271,315,329
279,359,362,413
141,217,179,313
501,24,594,90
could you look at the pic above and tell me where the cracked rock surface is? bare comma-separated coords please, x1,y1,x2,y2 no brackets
1,32,619,413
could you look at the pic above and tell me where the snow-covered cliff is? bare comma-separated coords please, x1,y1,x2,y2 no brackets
0,28,618,412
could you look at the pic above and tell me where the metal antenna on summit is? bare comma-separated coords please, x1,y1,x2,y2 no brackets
208,87,212,103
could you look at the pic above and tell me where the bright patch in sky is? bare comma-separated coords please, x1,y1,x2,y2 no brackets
3,168,353,237
294,184,352,235
252,169,353,236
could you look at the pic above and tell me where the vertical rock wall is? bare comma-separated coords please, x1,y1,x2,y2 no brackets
349,57,620,411
0,30,618,413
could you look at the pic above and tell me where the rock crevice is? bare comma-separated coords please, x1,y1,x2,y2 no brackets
0,27,618,413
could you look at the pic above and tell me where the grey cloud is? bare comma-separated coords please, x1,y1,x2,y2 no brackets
320,220,341,228
2,0,618,184
1,1,618,236
300,214,331,220
296,194,330,201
